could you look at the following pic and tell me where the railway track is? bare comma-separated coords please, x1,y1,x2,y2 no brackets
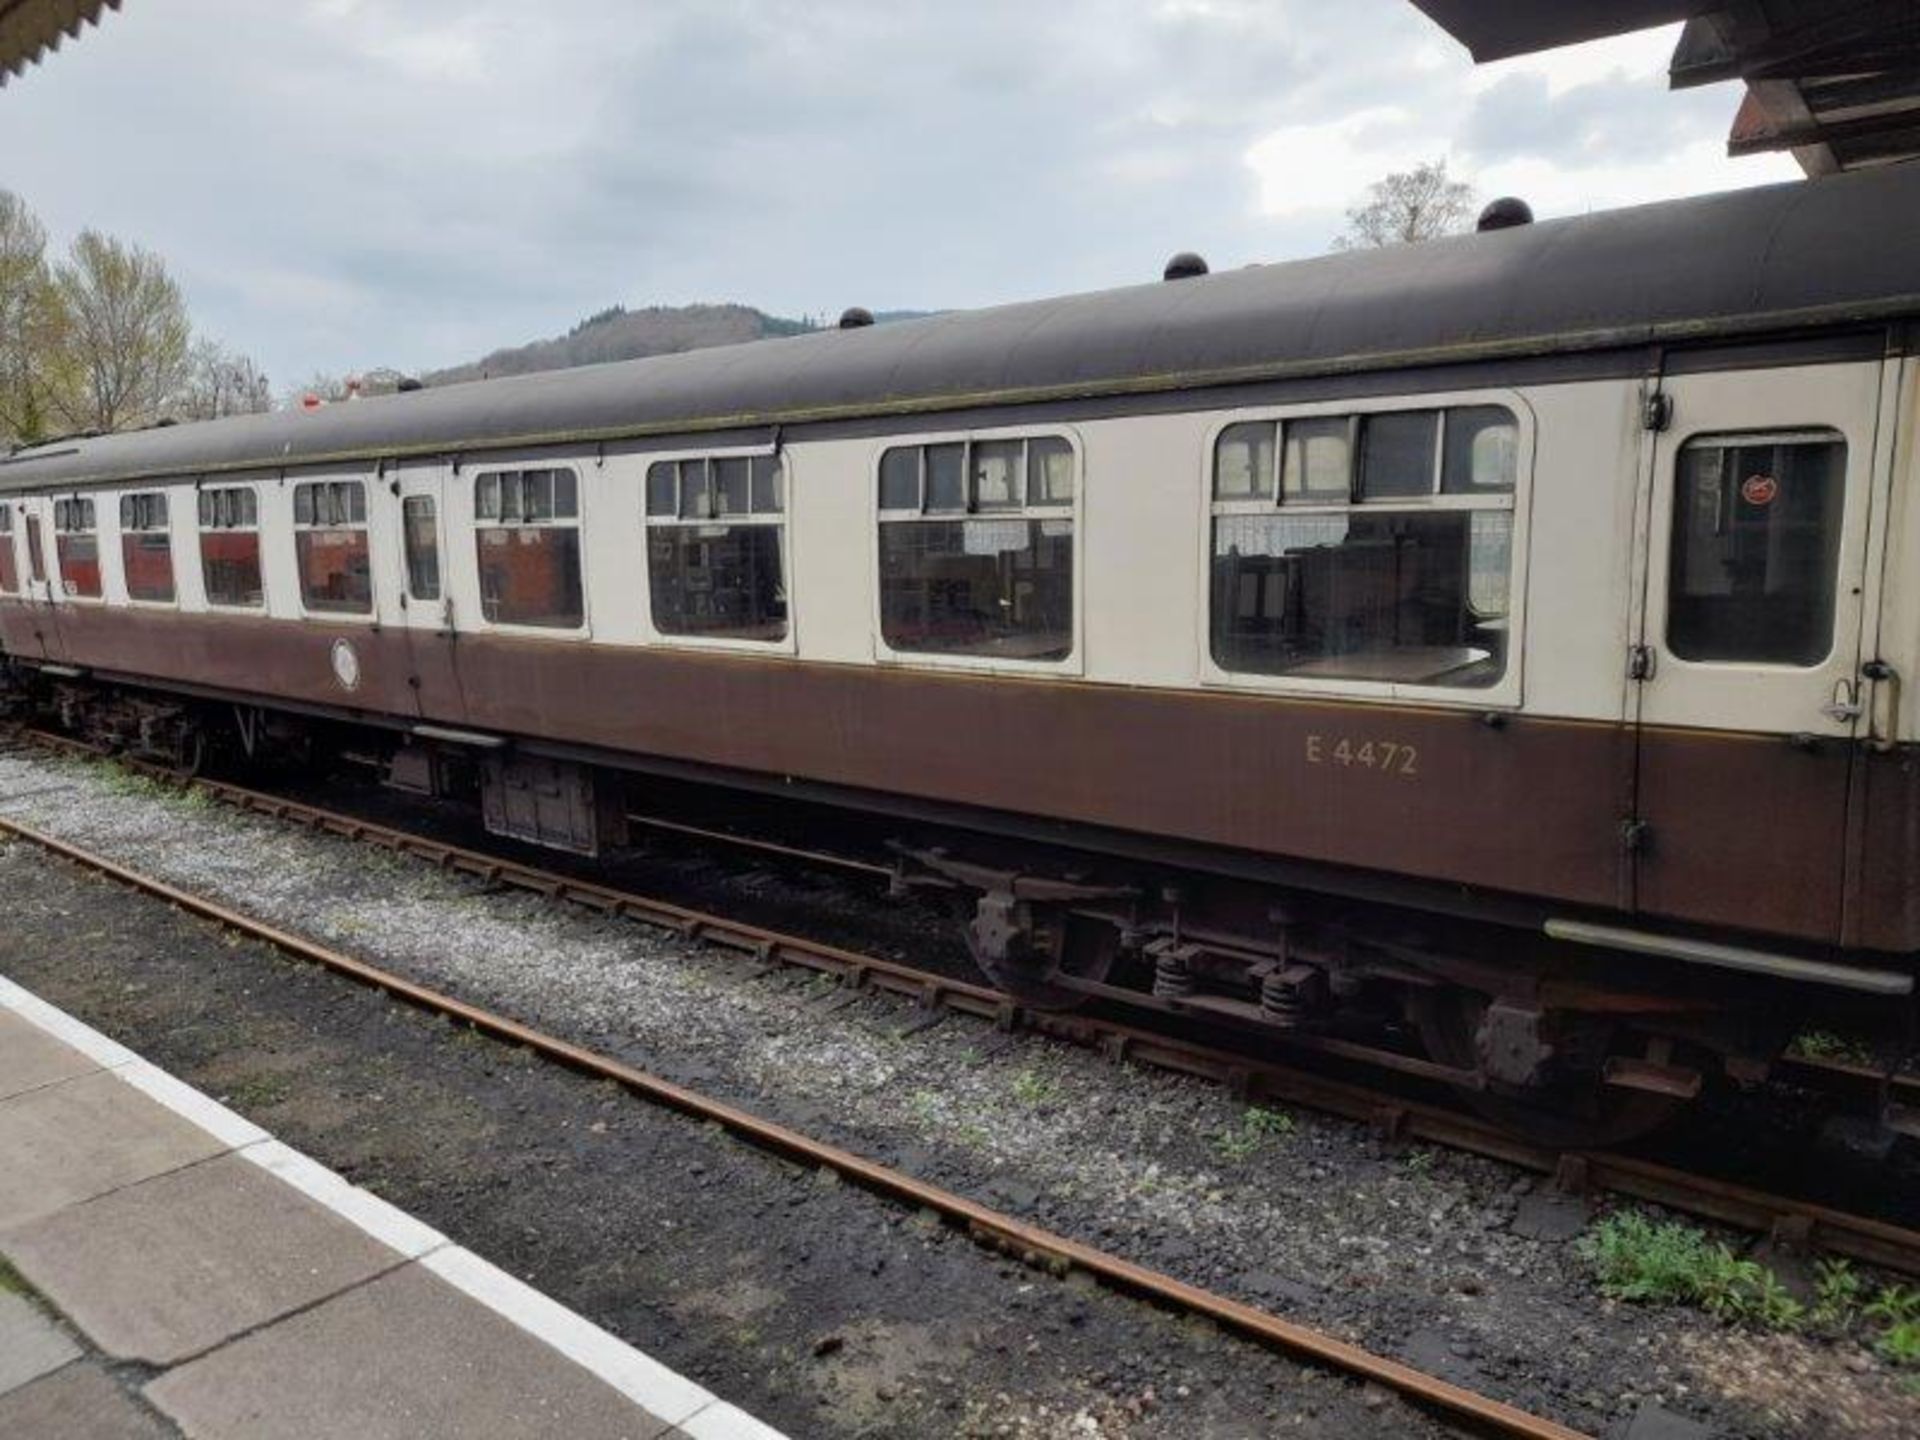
7,727,1920,1289
0,794,1583,1440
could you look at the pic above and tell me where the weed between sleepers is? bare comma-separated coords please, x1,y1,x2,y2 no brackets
1580,1211,1920,1364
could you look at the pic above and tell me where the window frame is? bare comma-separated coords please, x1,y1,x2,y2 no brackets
1660,426,1850,672
291,478,376,621
196,482,267,612
869,426,1085,675
469,463,591,637
52,495,104,603
1196,391,1533,708
0,504,15,597
641,446,797,654
117,489,178,608
401,493,443,605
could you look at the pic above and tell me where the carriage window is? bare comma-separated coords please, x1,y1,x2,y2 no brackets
26,513,45,584
644,455,787,642
1359,412,1439,500
1443,407,1519,494
474,467,583,628
1667,432,1845,667
0,508,16,595
293,480,371,615
403,496,441,602
198,486,264,608
1209,405,1518,688
878,436,1075,662
53,497,102,599
119,492,174,603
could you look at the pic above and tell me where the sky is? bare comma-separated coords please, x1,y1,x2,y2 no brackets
0,0,1800,390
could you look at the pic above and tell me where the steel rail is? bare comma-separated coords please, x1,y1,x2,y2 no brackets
0,810,1585,1440
11,728,1920,1279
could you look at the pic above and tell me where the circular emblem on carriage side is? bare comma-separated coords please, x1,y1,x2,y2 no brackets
1740,473,1778,507
330,638,362,693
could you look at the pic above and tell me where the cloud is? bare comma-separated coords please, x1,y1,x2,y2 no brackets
0,1,1800,388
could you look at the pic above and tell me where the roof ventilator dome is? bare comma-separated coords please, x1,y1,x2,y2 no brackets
1477,197,1534,232
838,306,875,329
1163,251,1209,281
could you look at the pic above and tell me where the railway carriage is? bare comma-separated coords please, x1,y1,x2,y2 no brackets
6,164,1920,1143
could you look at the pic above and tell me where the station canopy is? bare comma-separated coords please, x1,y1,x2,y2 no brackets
1410,1,1920,175
0,0,119,86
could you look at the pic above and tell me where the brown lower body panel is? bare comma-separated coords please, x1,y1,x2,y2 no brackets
2,599,1905,955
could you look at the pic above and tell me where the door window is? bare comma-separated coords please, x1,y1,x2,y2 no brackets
1666,431,1846,667
26,514,45,583
403,496,441,602
0,508,16,595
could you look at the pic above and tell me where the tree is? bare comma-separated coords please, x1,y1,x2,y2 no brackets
1333,160,1477,251
172,339,272,422
45,230,192,434
0,190,56,446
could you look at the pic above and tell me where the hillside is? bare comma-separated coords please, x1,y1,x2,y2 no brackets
423,302,933,386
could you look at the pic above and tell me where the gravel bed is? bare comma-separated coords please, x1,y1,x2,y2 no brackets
2,750,1917,1438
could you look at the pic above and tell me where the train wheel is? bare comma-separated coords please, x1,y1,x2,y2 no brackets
1410,989,1685,1149
967,912,1119,1011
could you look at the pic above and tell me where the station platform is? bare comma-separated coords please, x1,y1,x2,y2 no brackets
0,974,785,1440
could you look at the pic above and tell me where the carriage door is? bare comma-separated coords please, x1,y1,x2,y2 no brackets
1631,360,1885,943
15,497,64,659
392,466,463,723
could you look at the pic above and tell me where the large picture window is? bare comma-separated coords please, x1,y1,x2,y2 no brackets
877,436,1075,661
645,454,788,641
1667,431,1845,667
294,480,372,615
474,467,583,629
199,486,264,609
0,508,16,595
119,492,175,603
53,497,102,600
1209,405,1518,688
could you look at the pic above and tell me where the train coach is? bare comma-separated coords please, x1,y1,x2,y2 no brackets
6,164,1920,1144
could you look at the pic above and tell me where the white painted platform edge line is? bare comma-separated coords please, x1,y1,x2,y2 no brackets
238,1140,449,1261
0,975,141,1070
421,1246,779,1434
676,1400,792,1440
115,1060,272,1151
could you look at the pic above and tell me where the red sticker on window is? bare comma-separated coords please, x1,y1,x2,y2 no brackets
1740,473,1779,507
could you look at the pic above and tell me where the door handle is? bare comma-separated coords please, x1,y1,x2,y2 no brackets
1865,660,1900,752
1821,679,1863,724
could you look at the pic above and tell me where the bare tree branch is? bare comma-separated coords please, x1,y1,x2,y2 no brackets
1333,159,1477,252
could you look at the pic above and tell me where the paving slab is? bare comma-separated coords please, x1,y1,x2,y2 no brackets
0,1007,97,1100
0,1069,227,1230
2,1150,404,1365
0,1289,81,1396
0,1359,179,1439
146,1262,678,1440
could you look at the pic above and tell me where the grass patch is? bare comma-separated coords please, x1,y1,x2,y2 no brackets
1880,1322,1920,1367
1582,1214,1920,1363
1790,1030,1876,1066
1578,1212,1803,1329
1212,1105,1295,1162
1010,1069,1058,1107
0,1257,27,1295
221,1074,293,1111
